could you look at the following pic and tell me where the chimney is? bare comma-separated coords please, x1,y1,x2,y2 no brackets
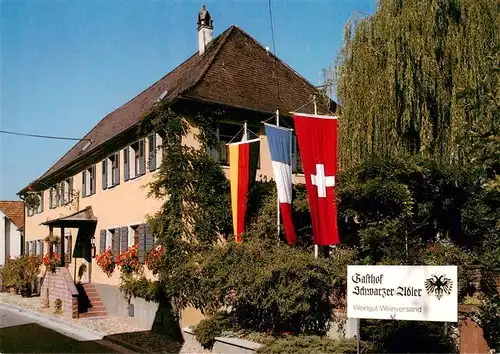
197,4,213,55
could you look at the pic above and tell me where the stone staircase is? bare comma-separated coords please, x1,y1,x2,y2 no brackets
76,283,107,318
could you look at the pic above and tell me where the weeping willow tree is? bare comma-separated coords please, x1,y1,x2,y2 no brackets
332,0,499,170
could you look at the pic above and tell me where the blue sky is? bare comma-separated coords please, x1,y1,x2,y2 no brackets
1,0,376,200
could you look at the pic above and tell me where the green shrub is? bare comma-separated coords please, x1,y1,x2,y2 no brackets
479,294,500,351
193,312,232,350
119,274,160,302
197,239,341,335
257,335,376,354
360,319,457,353
419,239,475,299
1,255,41,296
0,258,19,288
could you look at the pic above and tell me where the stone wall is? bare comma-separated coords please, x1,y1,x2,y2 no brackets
459,318,489,354
40,267,78,318
94,283,159,329
94,282,204,331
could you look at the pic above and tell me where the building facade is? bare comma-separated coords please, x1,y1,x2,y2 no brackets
0,201,24,266
19,7,336,327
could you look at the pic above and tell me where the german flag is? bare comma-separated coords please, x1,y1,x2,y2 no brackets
228,138,260,242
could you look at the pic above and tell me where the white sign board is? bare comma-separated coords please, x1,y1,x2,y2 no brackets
347,265,457,322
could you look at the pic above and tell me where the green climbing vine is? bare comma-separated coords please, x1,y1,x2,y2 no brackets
121,102,232,311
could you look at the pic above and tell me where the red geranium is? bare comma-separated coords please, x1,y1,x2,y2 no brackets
116,244,141,275
42,253,62,271
96,248,115,277
145,245,164,275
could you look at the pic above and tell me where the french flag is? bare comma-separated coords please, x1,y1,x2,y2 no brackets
264,123,297,245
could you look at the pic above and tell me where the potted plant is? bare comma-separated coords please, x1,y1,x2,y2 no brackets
42,253,60,273
116,244,141,275
96,248,115,277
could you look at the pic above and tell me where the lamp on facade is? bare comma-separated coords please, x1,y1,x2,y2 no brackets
91,236,96,258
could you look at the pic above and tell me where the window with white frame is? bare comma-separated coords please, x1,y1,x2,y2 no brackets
64,230,72,262
60,178,73,205
124,139,145,181
128,225,140,247
102,153,120,190
49,184,60,209
147,132,164,172
36,239,42,255
105,229,113,250
36,191,44,214
82,165,96,197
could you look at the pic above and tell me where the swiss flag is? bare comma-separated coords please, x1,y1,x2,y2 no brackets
293,113,339,246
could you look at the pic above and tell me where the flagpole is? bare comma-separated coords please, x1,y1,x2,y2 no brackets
276,109,281,242
313,96,319,259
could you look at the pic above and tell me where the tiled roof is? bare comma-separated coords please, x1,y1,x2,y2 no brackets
28,25,336,189
0,201,24,228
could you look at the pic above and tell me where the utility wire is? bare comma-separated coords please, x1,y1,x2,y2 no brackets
268,0,277,56
0,129,90,142
268,0,281,104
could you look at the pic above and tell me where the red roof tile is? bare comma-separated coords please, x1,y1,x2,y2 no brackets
24,26,336,190
0,201,24,228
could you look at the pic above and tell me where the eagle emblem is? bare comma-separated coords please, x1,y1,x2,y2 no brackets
425,275,453,300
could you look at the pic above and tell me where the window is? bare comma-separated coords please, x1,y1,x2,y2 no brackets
64,232,72,262
60,178,73,205
134,146,140,174
111,153,120,186
82,165,96,197
36,191,44,214
102,153,120,189
128,225,140,246
110,229,117,251
107,228,121,256
49,185,59,209
124,139,145,180
147,132,164,172
105,229,112,250
292,134,303,173
36,240,42,256
214,123,260,165
156,132,164,169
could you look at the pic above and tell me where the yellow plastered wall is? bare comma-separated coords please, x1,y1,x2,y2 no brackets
23,119,305,326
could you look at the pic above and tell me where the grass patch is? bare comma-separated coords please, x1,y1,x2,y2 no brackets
105,330,183,353
0,323,117,353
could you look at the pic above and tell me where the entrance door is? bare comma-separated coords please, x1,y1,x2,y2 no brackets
75,258,90,283
73,230,93,284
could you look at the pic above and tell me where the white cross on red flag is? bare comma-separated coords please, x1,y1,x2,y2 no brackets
293,113,339,246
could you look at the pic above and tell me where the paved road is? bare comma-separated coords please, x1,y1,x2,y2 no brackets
0,307,87,340
0,307,34,328
0,307,132,353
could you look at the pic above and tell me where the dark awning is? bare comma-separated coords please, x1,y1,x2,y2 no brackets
41,206,97,228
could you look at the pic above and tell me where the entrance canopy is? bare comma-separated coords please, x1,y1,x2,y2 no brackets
41,206,97,228
41,206,97,263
